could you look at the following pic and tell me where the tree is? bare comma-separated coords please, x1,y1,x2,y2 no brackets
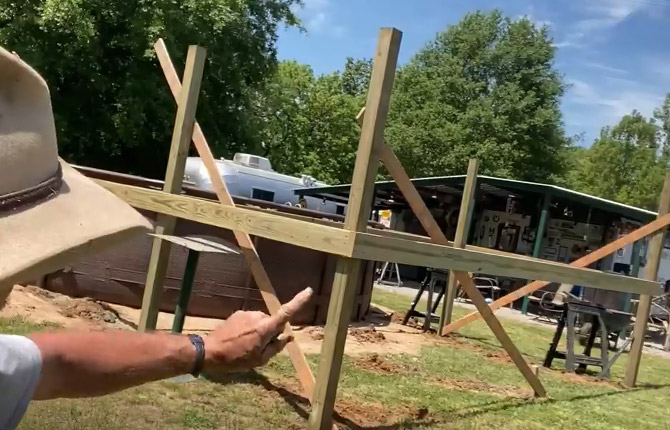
567,111,668,210
386,10,571,181
256,59,369,184
0,0,299,178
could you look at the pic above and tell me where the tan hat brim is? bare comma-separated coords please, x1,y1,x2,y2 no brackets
0,160,152,286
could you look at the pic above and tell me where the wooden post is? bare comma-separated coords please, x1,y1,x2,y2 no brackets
376,143,546,396
139,46,207,332
154,39,316,398
620,240,642,340
623,173,670,387
437,160,479,332
522,193,551,314
443,211,670,335
308,28,402,430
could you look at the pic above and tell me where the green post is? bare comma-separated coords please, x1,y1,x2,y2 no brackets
522,193,551,314
171,249,201,333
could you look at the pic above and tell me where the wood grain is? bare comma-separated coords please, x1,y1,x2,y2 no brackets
373,141,546,396
153,38,317,397
352,232,659,296
308,28,402,430
139,45,207,332
623,173,670,387
443,212,670,335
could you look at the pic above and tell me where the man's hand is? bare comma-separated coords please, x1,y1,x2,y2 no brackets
203,287,313,372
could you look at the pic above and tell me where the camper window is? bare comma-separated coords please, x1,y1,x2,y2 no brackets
252,188,275,202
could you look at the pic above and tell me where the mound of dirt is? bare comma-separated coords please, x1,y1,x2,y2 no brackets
349,325,385,343
58,298,118,323
429,376,533,399
353,353,418,375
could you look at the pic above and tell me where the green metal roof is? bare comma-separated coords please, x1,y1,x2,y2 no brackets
295,175,657,222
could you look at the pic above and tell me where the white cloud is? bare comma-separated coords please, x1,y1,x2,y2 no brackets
559,0,649,48
583,61,628,75
565,78,663,128
293,0,346,37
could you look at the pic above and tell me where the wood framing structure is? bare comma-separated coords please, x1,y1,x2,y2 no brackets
138,45,207,332
439,159,478,331
623,173,670,387
94,28,665,430
443,210,670,335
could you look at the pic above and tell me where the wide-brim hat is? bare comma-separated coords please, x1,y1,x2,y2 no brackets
0,47,151,287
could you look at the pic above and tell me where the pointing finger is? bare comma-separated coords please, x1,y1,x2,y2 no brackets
259,287,313,337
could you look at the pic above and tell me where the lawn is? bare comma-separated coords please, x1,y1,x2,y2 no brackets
7,289,670,429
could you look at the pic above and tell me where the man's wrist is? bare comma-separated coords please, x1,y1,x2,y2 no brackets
187,334,205,377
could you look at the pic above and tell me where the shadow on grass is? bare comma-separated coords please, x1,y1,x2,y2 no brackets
204,371,436,429
448,382,670,420
204,370,670,428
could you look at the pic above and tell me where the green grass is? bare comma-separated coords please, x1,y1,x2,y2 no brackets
7,290,670,429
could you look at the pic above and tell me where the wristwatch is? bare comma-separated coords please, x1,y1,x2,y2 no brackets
188,334,205,377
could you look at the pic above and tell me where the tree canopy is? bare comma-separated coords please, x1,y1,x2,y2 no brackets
256,58,371,184
0,0,299,178
386,11,570,182
566,105,670,210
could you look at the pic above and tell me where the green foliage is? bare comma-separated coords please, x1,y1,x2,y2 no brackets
0,0,299,178
257,59,370,184
386,10,570,181
566,110,669,210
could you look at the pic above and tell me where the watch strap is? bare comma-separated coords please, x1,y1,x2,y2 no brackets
187,334,205,377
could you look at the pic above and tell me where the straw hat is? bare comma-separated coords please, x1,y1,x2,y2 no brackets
0,47,151,289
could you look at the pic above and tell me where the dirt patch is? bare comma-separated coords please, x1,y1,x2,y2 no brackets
256,376,432,429
353,353,418,375
1,284,130,330
349,325,385,343
335,397,431,429
304,326,324,341
429,376,533,399
550,368,619,387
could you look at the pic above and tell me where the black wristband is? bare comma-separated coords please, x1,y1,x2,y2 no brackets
188,334,205,377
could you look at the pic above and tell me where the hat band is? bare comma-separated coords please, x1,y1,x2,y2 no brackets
0,164,62,213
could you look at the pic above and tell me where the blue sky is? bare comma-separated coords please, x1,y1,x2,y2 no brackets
277,0,670,147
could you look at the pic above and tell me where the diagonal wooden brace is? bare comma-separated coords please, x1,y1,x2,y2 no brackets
357,109,546,397
443,211,670,335
154,39,315,398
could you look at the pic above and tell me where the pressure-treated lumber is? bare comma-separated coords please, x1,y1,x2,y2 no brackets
308,28,402,430
97,179,353,257
99,178,659,298
153,39,316,397
443,212,670,335
623,173,670,388
352,232,659,295
439,159,479,331
139,45,207,332
371,141,546,397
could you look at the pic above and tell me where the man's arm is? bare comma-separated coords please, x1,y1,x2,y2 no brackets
29,331,195,399
28,287,312,400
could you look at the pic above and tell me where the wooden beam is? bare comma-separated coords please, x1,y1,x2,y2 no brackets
139,45,207,332
308,27,402,430
623,173,670,388
353,232,659,295
97,180,353,257
153,39,316,397
371,143,546,397
439,159,478,331
443,212,670,335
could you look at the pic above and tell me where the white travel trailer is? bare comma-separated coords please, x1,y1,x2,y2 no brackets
183,153,345,215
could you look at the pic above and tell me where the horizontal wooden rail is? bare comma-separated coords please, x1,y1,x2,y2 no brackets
96,179,354,257
99,179,660,296
352,232,660,296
